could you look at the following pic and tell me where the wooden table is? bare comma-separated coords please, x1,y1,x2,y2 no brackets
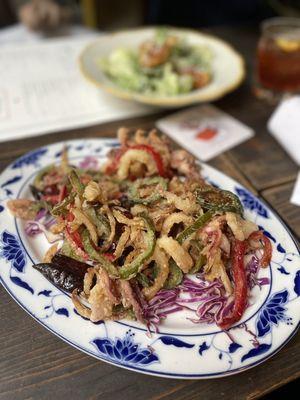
0,25,299,400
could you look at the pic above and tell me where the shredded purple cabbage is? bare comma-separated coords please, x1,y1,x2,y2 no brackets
78,156,98,170
25,208,59,243
143,289,183,331
247,256,270,289
142,256,270,331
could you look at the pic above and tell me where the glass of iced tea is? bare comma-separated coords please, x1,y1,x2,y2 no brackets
256,17,300,99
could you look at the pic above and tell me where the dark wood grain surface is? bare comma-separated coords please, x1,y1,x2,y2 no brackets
0,25,299,400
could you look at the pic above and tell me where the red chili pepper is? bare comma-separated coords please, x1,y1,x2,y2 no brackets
248,231,272,268
58,184,67,202
42,184,67,204
66,212,74,222
105,148,126,175
42,194,60,204
219,239,247,331
103,253,116,262
65,212,84,250
130,144,165,177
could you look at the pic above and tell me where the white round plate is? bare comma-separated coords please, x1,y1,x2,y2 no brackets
79,27,245,108
0,139,299,379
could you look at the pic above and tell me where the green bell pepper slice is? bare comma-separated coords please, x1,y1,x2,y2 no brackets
81,229,119,278
84,207,111,238
51,192,75,216
196,186,243,215
163,260,183,289
136,272,151,287
69,169,84,195
176,210,214,244
119,214,156,280
128,177,167,205
33,164,56,190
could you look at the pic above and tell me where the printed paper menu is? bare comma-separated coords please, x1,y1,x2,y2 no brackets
0,38,154,143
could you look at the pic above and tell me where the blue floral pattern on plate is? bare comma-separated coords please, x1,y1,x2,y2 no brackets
0,138,299,379
235,187,269,218
256,290,292,337
11,148,48,169
92,330,159,366
0,231,26,273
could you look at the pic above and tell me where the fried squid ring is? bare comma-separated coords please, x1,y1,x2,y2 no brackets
101,205,116,251
72,208,98,245
161,212,193,236
112,209,144,227
7,199,37,220
161,191,200,214
83,267,96,296
117,149,157,179
43,243,59,263
226,212,258,241
114,226,130,259
204,249,233,295
157,236,193,273
142,245,169,300
72,290,91,319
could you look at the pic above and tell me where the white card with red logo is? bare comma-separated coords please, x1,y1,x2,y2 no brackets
156,105,254,161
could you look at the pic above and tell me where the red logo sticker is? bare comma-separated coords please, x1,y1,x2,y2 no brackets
196,127,218,141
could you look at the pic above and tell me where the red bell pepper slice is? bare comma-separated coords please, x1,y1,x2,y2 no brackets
103,253,116,262
65,212,84,250
105,148,127,175
130,144,165,177
219,239,247,330
42,185,67,205
58,184,67,202
248,231,272,268
42,194,60,204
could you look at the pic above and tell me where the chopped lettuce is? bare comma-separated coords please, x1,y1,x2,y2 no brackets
99,30,213,96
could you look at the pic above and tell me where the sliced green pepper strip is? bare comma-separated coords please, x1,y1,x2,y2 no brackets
196,187,243,215
60,239,84,261
190,254,206,274
81,229,119,278
136,272,150,287
29,200,51,213
51,192,75,216
119,214,156,280
112,304,135,320
33,164,56,190
69,169,84,195
189,240,206,274
128,177,167,205
85,207,110,238
176,210,214,244
164,260,183,289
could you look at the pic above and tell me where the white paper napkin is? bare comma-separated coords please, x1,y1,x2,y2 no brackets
268,96,300,166
291,172,300,206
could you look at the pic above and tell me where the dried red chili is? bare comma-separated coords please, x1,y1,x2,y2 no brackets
248,230,272,268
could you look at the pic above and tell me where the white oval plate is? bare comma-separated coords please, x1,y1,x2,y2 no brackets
0,138,299,379
79,27,245,108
